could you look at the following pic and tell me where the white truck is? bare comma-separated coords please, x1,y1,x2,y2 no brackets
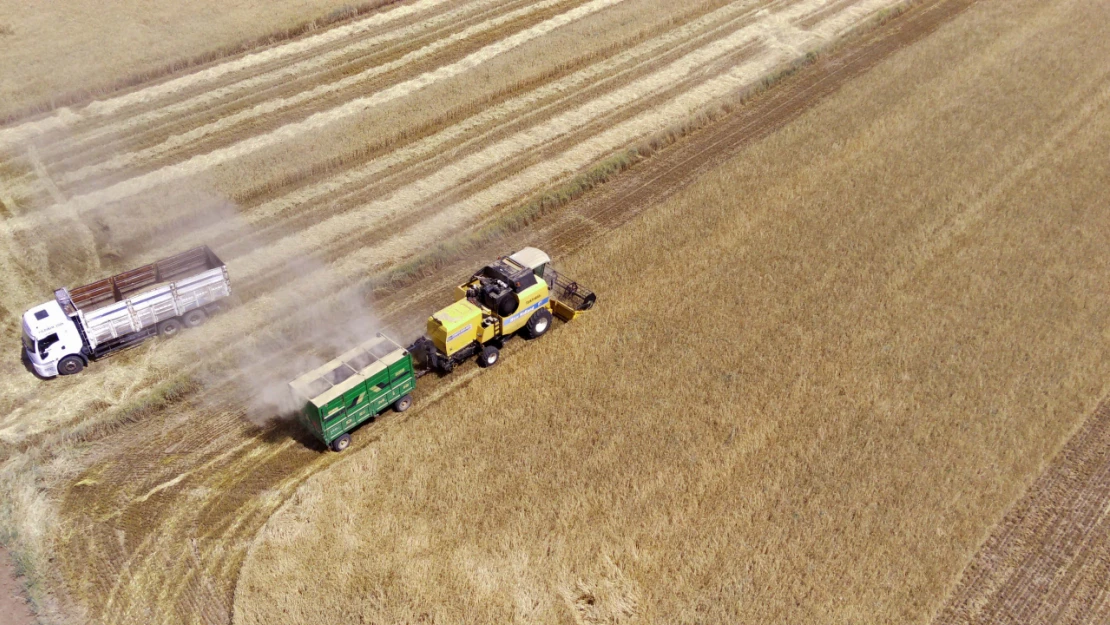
21,246,231,377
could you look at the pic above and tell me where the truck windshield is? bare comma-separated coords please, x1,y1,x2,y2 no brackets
22,332,34,354
35,333,59,356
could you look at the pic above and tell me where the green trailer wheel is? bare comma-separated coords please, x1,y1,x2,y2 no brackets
392,394,413,413
330,433,352,452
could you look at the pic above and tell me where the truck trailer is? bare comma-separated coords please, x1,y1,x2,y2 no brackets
21,246,231,377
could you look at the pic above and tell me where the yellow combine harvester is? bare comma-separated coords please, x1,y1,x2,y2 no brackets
409,247,595,373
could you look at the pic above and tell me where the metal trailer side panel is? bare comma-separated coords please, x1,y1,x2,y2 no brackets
129,286,180,329
82,298,144,347
171,267,231,311
79,266,230,349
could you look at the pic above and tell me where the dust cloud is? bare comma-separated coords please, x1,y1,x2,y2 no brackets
2,135,384,428
115,183,390,428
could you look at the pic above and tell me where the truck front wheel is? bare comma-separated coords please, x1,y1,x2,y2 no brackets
58,355,85,375
158,318,183,337
330,433,352,452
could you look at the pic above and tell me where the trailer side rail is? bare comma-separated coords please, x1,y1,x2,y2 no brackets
69,246,221,311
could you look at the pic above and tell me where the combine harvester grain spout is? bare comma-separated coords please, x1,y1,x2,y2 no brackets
287,247,595,451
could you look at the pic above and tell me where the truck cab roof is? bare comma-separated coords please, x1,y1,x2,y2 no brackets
21,300,69,341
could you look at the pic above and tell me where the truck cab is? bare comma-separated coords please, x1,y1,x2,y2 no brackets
22,300,84,377
20,246,231,378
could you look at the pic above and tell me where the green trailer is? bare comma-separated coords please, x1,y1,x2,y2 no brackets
288,334,416,451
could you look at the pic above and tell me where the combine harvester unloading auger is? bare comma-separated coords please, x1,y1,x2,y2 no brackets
287,248,596,452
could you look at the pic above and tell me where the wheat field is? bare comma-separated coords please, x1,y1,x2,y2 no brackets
0,0,900,446
235,0,1110,622
0,0,402,120
0,0,1107,622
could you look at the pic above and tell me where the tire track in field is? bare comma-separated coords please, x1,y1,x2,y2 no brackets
931,397,1110,625
53,0,579,188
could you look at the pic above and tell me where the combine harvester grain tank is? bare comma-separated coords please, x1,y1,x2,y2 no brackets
21,246,231,377
288,248,596,451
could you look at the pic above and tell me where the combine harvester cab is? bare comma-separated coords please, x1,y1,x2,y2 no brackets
21,246,230,377
287,334,416,452
411,247,595,374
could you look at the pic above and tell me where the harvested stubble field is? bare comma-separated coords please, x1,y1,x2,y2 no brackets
0,0,399,120
0,0,1106,623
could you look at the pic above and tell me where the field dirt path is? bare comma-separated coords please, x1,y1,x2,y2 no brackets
0,545,36,625
932,397,1110,624
34,2,984,624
